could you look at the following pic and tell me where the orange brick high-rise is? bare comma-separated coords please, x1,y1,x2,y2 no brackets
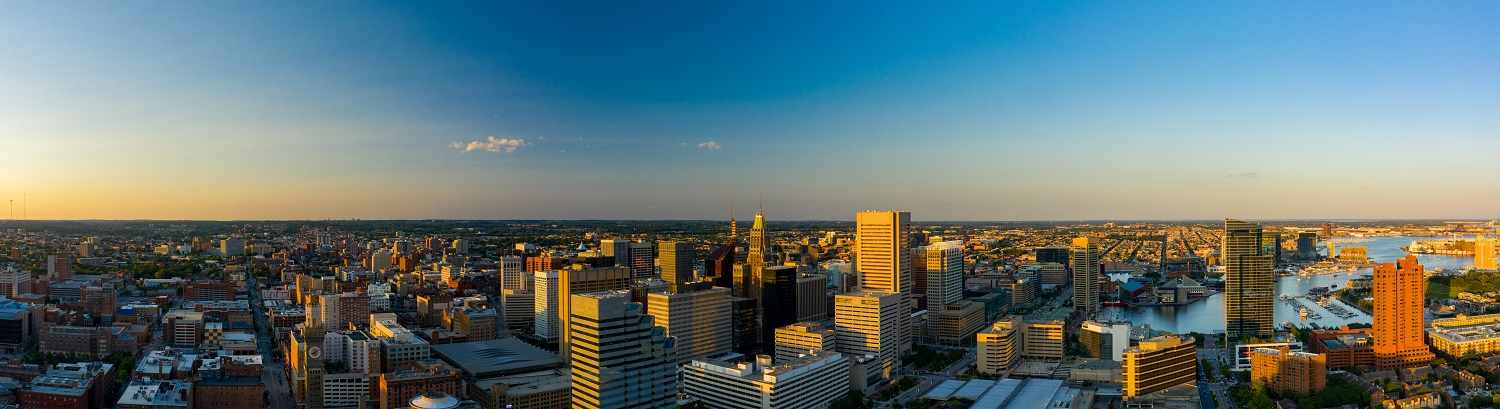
1372,255,1435,369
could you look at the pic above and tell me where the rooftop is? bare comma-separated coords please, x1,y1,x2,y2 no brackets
429,337,561,379
117,380,192,407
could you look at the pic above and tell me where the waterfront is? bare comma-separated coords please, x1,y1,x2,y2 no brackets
1102,236,1472,334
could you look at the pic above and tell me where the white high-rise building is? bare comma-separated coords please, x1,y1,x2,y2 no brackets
833,291,905,381
646,286,732,363
1081,320,1131,361
0,264,24,297
533,270,562,340
681,353,851,409
568,290,677,409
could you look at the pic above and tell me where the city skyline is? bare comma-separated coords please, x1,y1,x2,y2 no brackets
5,2,1500,220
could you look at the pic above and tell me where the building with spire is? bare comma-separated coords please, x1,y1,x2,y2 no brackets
747,208,767,273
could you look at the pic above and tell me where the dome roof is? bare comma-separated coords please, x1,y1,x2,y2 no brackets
409,392,460,409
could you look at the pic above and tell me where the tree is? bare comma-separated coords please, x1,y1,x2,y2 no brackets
830,390,869,409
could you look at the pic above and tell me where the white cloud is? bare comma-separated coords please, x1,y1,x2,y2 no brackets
450,136,528,154
697,141,722,151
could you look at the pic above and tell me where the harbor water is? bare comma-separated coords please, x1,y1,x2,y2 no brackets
1100,236,1471,334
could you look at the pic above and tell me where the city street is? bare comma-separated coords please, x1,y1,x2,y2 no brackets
248,272,296,409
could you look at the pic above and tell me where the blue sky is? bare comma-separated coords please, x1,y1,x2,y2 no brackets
2,1,1498,220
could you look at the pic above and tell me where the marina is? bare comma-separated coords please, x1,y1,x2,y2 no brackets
1102,236,1471,334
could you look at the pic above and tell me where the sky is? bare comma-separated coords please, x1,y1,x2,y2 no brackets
1,1,1498,221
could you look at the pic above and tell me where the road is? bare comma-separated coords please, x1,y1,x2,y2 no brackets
248,272,296,409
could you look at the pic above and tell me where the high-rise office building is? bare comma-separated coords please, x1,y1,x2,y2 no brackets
856,211,912,294
1069,237,1100,315
1373,255,1436,369
533,271,563,340
1224,219,1275,340
568,291,678,409
748,209,768,272
220,238,245,257
1080,320,1130,361
499,255,525,291
599,239,629,268
730,296,760,357
0,265,23,298
1123,335,1197,400
371,248,392,271
628,242,655,279
1476,236,1497,271
1295,232,1318,260
1261,228,1283,264
757,266,801,354
1034,246,1070,266
680,353,850,409
1021,319,1064,361
916,241,964,308
646,286,732,363
705,245,737,289
46,255,72,281
976,317,1020,375
833,291,905,381
1250,346,1327,396
556,266,634,363
774,321,837,364
795,274,828,322
658,240,696,291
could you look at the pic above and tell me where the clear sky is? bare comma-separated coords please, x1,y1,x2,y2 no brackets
2,1,1498,221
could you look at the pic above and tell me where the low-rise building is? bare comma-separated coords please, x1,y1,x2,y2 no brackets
1250,346,1327,396
116,379,192,409
1428,313,1500,357
1123,335,1196,400
976,317,1020,375
1308,328,1374,369
16,362,115,409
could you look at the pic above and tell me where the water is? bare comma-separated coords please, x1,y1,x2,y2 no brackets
1100,236,1471,334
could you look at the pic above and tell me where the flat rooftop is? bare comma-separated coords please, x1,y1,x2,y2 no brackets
429,337,561,379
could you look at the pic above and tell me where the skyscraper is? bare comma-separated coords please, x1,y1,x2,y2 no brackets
1295,232,1318,260
916,241,964,308
757,266,801,355
748,208,767,272
499,255,525,291
1476,236,1497,271
856,211,912,294
552,266,634,362
628,242,655,279
1069,237,1100,315
646,286,732,363
705,245,736,289
568,291,677,409
1372,255,1436,369
658,240,696,291
599,239,629,268
1223,219,1275,340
